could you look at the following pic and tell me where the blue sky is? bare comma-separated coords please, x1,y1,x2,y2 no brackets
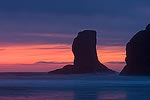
0,0,150,46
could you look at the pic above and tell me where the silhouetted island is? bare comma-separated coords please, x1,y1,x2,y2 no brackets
120,24,150,75
49,30,115,74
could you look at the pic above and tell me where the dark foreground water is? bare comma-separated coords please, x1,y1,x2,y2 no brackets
0,72,149,100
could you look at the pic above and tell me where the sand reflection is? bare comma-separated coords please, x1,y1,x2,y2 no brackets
99,91,126,100
0,91,74,100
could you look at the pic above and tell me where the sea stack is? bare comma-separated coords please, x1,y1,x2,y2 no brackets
120,24,150,75
49,30,114,74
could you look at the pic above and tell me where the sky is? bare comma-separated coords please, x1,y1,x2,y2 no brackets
0,0,150,72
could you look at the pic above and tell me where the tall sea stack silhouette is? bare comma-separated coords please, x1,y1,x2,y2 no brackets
120,24,150,75
49,30,114,74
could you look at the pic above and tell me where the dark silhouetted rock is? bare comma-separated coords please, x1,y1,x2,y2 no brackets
50,65,75,74
120,24,150,75
49,30,115,74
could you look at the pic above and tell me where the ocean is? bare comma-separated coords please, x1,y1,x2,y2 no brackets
0,72,149,100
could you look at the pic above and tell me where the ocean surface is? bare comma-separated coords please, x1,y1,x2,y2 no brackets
0,72,149,100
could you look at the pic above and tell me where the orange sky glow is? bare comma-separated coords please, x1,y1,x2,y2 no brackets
0,44,125,72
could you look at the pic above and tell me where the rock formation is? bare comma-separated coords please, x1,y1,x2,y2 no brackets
49,30,114,74
120,24,150,75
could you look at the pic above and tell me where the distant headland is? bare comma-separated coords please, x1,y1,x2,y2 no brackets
120,24,150,75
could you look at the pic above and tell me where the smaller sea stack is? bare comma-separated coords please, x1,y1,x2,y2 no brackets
49,30,115,74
